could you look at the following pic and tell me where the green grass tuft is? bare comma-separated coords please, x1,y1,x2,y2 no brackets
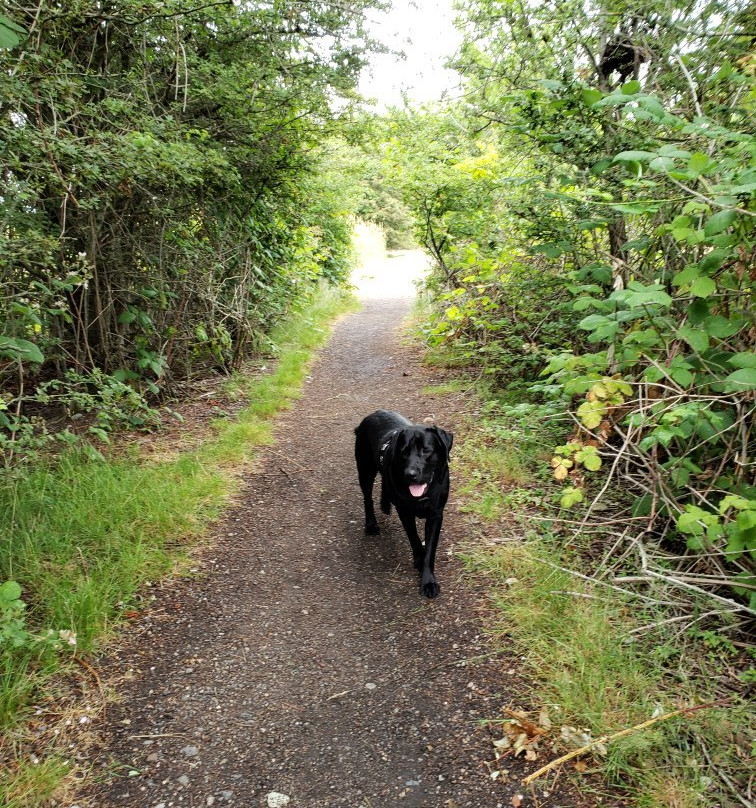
0,758,71,808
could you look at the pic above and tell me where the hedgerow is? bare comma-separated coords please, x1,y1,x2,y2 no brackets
0,0,376,458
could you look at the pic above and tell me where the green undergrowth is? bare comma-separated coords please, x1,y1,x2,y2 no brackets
0,284,356,806
425,377,752,807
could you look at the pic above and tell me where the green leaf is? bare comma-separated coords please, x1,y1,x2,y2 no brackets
621,80,641,95
582,452,602,471
610,201,660,214
678,505,720,536
670,366,694,388
532,242,570,258
581,88,602,106
678,325,709,353
590,158,613,175
703,315,744,339
685,534,706,550
560,487,584,509
659,145,692,159
624,284,672,308
577,400,606,430
631,494,653,517
687,299,709,324
723,368,756,392
689,276,716,298
672,265,699,287
713,61,732,81
0,580,22,602
0,15,26,49
649,156,676,172
704,209,737,236
719,495,752,514
728,352,756,370
678,511,703,535
613,150,656,163
698,248,728,272
578,314,611,331
687,152,710,176
0,336,44,364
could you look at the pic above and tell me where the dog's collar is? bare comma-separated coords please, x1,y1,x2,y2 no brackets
378,430,398,470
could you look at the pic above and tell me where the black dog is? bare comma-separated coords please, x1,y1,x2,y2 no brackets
354,410,453,598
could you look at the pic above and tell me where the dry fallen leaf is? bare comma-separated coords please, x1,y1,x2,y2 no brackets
574,760,588,773
560,725,608,756
494,709,546,761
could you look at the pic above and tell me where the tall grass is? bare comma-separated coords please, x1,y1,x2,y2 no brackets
0,285,355,747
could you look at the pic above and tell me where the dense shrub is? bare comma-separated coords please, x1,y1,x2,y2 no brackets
0,1,376,457
388,1,755,611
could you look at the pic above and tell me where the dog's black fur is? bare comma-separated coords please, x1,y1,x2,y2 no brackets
354,410,453,598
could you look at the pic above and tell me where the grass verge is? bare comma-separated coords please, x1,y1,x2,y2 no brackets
0,284,356,806
425,380,753,807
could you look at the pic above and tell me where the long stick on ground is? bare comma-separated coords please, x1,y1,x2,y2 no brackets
522,701,728,786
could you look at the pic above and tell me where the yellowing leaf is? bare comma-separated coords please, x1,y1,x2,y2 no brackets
553,464,569,481
577,400,606,429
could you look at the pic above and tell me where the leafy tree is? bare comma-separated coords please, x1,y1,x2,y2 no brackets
0,0,381,455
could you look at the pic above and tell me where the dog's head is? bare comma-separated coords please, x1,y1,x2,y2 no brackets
393,425,453,499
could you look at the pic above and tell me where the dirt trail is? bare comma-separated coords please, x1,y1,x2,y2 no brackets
87,252,570,808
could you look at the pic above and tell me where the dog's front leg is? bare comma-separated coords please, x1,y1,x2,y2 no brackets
357,467,379,534
396,507,424,573
419,515,443,598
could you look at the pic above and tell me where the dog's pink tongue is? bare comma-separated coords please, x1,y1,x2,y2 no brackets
409,483,427,498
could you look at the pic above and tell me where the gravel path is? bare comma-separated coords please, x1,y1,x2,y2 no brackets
87,252,577,808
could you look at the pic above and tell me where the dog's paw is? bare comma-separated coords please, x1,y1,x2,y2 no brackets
420,578,440,599
364,522,380,536
380,500,391,515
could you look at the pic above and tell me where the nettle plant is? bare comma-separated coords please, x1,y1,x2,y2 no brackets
541,88,755,607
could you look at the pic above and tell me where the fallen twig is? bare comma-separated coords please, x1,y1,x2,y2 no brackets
129,732,187,740
625,608,733,636
529,555,682,607
643,569,756,618
696,735,754,808
522,700,729,786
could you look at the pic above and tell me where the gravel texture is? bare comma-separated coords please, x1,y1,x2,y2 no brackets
86,253,584,808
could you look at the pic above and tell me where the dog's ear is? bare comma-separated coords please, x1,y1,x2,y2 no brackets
430,426,453,459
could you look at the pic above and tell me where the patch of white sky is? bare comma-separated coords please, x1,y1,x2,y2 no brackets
359,0,463,109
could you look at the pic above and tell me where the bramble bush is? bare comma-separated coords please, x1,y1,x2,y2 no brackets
389,2,754,613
